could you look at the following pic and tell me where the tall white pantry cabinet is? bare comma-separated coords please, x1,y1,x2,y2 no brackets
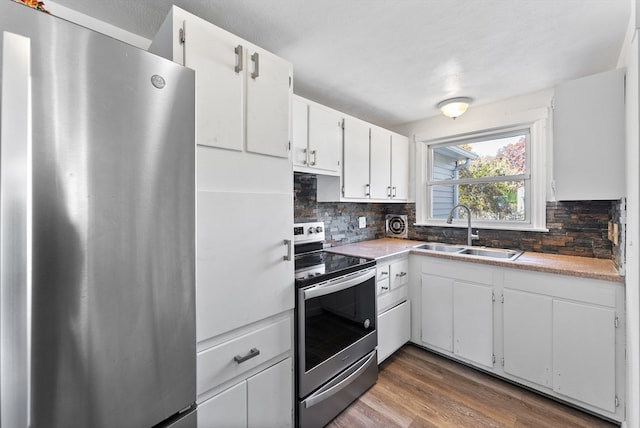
150,6,294,427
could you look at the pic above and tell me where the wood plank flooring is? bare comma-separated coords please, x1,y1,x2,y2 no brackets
327,345,618,428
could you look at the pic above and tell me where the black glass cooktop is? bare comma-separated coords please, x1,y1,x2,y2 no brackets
294,251,375,287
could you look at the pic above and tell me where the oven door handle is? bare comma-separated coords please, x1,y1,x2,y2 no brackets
303,268,375,300
304,350,377,409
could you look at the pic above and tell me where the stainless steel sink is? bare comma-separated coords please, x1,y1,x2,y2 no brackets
458,247,522,260
413,243,465,252
413,242,522,261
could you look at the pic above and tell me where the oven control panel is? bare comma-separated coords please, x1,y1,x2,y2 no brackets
294,221,325,244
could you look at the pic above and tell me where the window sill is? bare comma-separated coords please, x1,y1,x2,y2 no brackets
413,221,549,233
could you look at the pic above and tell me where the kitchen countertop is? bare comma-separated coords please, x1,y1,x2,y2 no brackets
325,238,623,283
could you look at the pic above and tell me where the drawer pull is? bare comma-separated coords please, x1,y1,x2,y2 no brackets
396,272,407,278
233,347,260,364
381,286,389,291
380,271,389,276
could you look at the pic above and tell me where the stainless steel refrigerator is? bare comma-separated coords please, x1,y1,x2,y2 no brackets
0,1,196,427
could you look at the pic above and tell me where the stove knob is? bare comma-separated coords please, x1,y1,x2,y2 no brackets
315,226,323,233
308,227,315,234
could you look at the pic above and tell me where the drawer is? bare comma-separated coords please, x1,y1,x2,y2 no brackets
197,317,291,396
377,278,390,295
378,285,408,314
376,264,390,282
390,259,409,289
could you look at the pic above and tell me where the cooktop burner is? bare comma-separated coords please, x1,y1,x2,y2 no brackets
293,221,375,287
294,251,375,287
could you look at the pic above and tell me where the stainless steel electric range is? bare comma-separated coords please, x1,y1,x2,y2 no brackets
294,222,378,428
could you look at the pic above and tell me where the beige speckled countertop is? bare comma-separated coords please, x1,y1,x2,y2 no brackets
325,238,623,283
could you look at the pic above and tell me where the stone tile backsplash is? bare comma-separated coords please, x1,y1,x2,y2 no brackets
294,173,624,264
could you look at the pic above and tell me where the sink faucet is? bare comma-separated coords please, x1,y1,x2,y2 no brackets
446,204,479,246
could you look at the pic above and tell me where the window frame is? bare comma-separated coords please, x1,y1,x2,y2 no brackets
415,109,549,232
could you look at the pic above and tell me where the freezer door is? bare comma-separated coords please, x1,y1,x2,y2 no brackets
0,2,196,428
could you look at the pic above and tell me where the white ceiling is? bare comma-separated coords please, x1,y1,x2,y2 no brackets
48,0,630,128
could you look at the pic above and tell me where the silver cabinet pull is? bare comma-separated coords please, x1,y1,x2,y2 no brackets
310,150,317,166
303,148,308,165
251,52,259,79
283,239,292,261
380,271,389,276
387,186,392,198
234,44,243,73
392,186,397,198
233,348,260,364
381,286,389,291
365,184,370,196
396,272,407,278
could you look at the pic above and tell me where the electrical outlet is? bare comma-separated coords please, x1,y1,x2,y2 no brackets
358,216,366,228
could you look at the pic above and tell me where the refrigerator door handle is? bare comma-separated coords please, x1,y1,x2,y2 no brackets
0,30,32,428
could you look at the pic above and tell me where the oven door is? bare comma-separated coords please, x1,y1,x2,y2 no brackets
297,267,377,398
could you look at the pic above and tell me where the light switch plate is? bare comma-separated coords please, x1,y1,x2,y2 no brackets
358,216,366,228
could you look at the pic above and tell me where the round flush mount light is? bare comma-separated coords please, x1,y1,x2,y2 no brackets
437,97,472,119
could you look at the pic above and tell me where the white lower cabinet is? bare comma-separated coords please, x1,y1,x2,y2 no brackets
198,357,292,428
411,254,625,422
552,299,616,413
196,313,293,428
377,256,410,363
378,300,410,363
420,258,494,368
503,289,553,388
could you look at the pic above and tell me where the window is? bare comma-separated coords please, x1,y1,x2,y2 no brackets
415,112,548,231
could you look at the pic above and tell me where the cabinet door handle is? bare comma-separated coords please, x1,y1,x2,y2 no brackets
310,150,317,166
303,148,308,165
396,272,407,278
365,184,370,196
387,186,392,198
283,239,292,261
251,52,260,79
234,44,243,73
233,348,260,364
392,186,397,198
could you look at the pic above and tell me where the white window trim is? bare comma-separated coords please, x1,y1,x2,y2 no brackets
414,108,549,232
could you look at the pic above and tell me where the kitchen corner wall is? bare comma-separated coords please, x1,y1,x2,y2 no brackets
295,173,624,266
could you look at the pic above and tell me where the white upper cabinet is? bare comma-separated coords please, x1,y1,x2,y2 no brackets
390,132,409,200
150,6,292,158
292,96,341,174
369,126,392,199
342,116,371,198
317,115,410,202
553,68,625,200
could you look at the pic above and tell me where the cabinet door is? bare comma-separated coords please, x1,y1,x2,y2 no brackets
247,358,293,428
369,126,391,199
421,274,453,352
391,133,409,200
245,44,292,158
342,117,371,198
183,14,244,151
378,300,411,363
197,191,294,342
453,281,493,367
503,289,552,388
553,68,625,200
308,103,341,173
291,97,309,167
552,300,616,412
198,382,247,428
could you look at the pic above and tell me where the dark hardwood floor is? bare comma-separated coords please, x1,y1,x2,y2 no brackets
327,345,618,428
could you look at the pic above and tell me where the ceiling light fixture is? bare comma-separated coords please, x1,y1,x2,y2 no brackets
437,97,472,119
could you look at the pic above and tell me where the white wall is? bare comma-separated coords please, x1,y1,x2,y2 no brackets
46,1,151,49
618,0,639,426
